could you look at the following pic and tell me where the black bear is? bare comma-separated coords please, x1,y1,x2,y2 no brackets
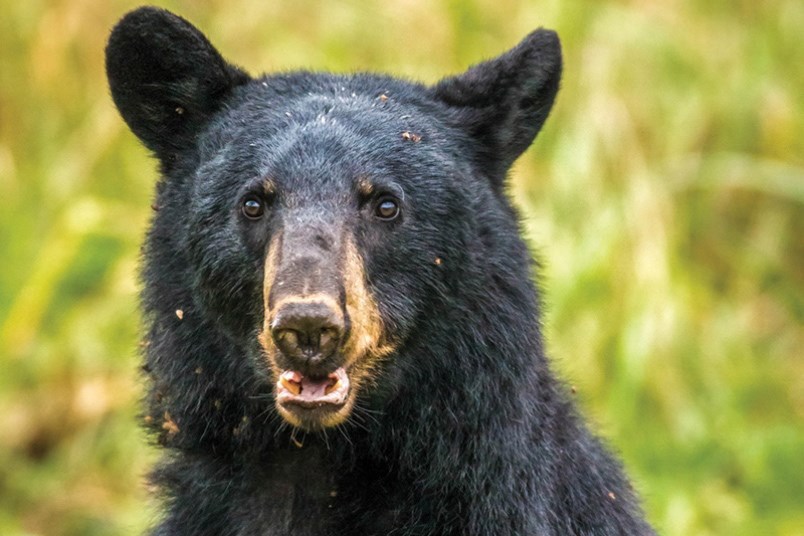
106,6,655,535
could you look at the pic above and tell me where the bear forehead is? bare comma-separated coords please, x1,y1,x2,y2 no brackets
196,77,455,192
210,74,445,146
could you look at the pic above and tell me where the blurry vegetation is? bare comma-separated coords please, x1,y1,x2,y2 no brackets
0,0,802,534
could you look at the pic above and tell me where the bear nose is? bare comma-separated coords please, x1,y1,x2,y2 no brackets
271,300,344,366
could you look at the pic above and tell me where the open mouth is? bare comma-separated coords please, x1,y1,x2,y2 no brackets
275,367,350,410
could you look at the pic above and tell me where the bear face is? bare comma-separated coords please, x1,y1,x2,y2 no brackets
107,7,560,432
185,83,474,430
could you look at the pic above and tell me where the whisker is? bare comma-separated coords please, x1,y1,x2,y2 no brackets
321,428,331,450
336,423,353,447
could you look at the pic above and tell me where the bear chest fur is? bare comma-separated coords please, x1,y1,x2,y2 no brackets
236,446,337,534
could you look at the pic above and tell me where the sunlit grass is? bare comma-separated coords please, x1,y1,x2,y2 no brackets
1,0,801,534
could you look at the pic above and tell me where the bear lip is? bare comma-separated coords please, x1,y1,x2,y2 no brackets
276,367,350,408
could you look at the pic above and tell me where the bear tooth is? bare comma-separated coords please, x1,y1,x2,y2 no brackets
325,379,341,395
280,376,301,395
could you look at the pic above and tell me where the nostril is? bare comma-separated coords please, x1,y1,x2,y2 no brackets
319,327,339,356
273,328,303,358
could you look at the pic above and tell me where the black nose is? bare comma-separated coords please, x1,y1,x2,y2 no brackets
271,300,344,366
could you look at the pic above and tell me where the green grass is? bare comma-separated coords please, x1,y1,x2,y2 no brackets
1,0,802,534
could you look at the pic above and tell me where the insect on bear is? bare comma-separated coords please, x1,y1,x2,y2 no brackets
106,6,655,535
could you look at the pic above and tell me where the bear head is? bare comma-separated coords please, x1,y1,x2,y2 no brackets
106,6,561,432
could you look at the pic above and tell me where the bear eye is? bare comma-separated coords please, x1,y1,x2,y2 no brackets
375,198,400,221
242,197,264,220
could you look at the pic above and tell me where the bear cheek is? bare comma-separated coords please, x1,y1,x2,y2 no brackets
189,249,262,340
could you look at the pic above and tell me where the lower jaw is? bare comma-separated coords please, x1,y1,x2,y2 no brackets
276,396,354,431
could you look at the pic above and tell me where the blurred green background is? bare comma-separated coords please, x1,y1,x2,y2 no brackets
1,0,802,534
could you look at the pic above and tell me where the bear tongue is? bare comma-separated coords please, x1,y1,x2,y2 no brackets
299,376,333,399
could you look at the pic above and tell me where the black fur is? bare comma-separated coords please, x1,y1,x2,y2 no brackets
107,7,655,535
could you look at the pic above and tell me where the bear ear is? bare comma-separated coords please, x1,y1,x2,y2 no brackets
432,29,562,183
105,7,250,163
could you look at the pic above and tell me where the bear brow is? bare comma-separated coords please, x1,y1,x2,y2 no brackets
355,176,405,201
356,176,374,197
261,177,277,196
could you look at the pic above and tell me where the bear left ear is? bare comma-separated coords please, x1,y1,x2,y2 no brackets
105,7,250,164
432,29,562,182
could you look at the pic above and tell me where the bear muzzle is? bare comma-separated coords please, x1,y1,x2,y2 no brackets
260,225,391,429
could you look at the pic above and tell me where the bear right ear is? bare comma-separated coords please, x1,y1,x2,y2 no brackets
105,7,250,163
432,29,562,185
